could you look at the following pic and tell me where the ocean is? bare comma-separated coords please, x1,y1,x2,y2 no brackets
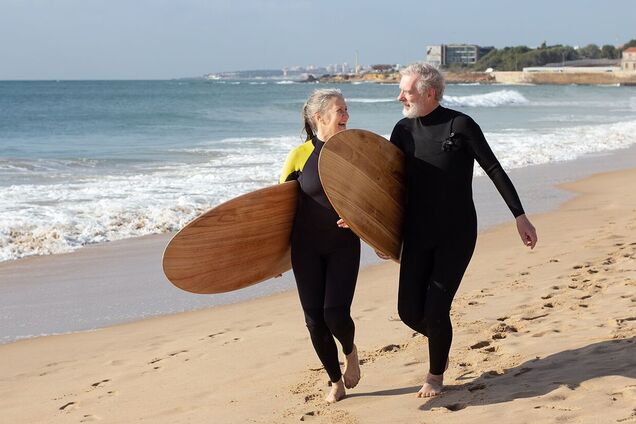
1,80,635,264
2,79,636,343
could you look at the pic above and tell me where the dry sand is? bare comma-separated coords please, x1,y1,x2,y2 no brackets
1,168,635,424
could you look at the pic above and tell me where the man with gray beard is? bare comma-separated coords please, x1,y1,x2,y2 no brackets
387,63,537,397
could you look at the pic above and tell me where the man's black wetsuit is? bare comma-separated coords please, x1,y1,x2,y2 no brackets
390,105,525,375
280,136,360,383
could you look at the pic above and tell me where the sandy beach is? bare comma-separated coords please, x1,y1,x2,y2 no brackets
1,163,635,423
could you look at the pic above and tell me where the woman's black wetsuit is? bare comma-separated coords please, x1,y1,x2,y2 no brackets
390,105,525,375
280,136,360,383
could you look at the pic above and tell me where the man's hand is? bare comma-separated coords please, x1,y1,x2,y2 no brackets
516,214,537,249
337,218,350,229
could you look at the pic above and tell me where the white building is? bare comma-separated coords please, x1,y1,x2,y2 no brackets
622,47,636,71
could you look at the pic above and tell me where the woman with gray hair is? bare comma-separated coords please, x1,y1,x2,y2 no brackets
279,89,361,403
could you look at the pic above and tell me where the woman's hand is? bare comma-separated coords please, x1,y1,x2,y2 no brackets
516,214,537,249
336,218,349,229
375,250,390,260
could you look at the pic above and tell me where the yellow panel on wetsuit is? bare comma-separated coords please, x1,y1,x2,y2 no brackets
279,140,314,184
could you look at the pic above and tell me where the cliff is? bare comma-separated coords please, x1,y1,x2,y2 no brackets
317,71,493,84
492,71,636,85
317,70,636,86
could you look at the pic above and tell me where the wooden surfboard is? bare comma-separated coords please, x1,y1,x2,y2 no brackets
319,129,405,261
162,181,298,294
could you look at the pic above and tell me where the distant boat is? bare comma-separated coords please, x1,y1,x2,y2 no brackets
204,73,222,80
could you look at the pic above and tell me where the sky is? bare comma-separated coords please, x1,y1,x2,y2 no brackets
0,0,634,80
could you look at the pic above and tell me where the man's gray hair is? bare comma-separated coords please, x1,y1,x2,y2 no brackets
400,63,445,101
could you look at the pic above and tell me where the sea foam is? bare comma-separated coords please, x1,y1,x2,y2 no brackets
444,90,529,108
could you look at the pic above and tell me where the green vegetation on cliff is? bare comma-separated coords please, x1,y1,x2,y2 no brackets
455,40,636,72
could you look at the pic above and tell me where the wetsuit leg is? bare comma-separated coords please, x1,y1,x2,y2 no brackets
291,240,340,382
322,238,360,356
397,238,435,336
398,234,476,375
291,232,360,383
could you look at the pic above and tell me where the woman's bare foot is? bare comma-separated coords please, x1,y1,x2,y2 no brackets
343,345,361,389
325,379,346,403
417,372,443,398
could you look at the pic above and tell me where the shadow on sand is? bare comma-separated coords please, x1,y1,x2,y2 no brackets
417,337,635,411
347,385,422,398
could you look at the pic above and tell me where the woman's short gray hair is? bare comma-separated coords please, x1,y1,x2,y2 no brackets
400,63,445,101
302,88,344,139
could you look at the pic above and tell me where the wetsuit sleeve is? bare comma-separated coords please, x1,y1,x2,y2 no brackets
389,123,406,152
279,141,314,184
458,116,526,217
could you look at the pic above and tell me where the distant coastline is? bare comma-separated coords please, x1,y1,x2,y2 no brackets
317,70,636,86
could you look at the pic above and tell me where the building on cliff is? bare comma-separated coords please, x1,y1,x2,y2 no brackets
426,44,494,67
622,48,636,71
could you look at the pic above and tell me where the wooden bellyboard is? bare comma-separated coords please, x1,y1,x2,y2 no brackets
162,181,298,294
319,129,405,261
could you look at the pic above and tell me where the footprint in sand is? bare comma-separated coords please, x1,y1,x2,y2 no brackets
80,414,101,422
484,370,505,379
223,337,243,346
521,313,550,321
59,401,78,412
98,390,119,400
456,370,478,381
304,394,319,403
467,383,486,392
378,344,402,353
490,323,518,340
202,331,225,341
299,411,320,421
532,329,561,337
256,322,273,328
89,379,111,390
442,403,467,412
469,340,491,350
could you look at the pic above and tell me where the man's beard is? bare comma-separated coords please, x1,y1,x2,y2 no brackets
401,102,422,118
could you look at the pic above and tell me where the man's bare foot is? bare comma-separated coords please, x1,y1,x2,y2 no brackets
325,379,346,403
343,345,361,389
417,372,443,398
